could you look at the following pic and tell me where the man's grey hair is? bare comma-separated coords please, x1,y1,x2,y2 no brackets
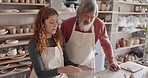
77,0,98,18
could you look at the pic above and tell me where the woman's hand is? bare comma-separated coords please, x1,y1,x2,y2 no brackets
78,65,94,71
57,65,81,75
109,63,121,72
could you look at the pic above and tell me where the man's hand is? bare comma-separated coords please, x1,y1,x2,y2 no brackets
109,63,121,72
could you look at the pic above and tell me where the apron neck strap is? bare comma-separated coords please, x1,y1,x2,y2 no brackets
72,18,77,32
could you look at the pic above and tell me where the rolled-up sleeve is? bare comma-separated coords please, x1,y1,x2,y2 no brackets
97,21,115,65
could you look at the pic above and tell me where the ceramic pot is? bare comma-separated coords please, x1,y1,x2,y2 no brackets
133,38,140,45
126,38,134,47
26,0,30,3
97,1,101,11
106,3,111,11
139,37,145,44
9,28,16,34
7,48,17,56
100,3,106,11
0,50,6,58
20,0,25,3
3,0,10,3
17,28,23,34
24,27,29,33
116,43,120,49
11,0,19,3
119,38,126,47
30,0,35,3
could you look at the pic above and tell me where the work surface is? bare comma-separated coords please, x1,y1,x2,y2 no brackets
85,62,148,78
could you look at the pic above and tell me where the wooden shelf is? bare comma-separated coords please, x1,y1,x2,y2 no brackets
0,63,30,70
0,33,33,39
117,12,148,15
133,58,143,62
0,40,29,48
112,31,126,34
0,2,49,6
0,12,38,15
58,11,76,14
98,11,117,14
0,69,30,78
104,22,117,25
114,44,145,51
98,11,148,15
117,1,148,6
0,53,29,60
0,56,30,65
112,28,145,34
135,28,145,31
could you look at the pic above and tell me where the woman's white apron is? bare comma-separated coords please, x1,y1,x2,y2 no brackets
29,43,68,78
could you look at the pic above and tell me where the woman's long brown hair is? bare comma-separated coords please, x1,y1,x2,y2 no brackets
33,7,63,54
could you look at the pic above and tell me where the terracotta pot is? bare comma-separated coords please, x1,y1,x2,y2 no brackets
119,38,126,47
139,37,145,44
20,0,25,3
116,43,120,49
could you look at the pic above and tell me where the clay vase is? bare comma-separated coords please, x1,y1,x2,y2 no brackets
119,38,126,47
116,43,120,49
133,38,140,45
100,3,106,11
139,37,145,44
126,38,134,47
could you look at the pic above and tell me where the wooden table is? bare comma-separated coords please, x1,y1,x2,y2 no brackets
85,62,148,78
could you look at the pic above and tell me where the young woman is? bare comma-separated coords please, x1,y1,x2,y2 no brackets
28,7,93,78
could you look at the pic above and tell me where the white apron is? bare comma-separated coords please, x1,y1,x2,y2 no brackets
66,19,105,78
29,43,68,78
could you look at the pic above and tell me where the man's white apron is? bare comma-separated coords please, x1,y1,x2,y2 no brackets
29,43,68,78
66,19,105,78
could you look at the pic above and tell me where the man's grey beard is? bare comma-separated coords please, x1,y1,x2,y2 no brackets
79,20,94,32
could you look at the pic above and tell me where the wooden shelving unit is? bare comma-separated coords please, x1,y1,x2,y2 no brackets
0,1,48,77
104,1,148,63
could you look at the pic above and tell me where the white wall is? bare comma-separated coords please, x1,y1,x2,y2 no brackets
0,15,36,25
